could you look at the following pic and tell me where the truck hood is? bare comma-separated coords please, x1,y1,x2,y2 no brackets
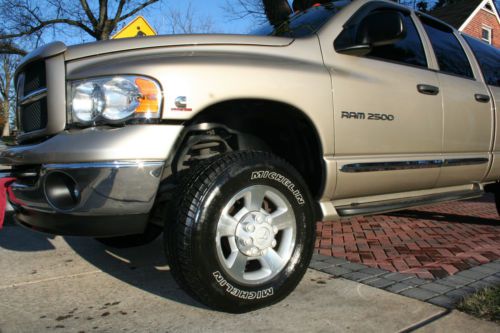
64,34,294,61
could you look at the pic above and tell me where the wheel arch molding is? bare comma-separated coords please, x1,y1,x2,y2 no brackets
180,98,326,204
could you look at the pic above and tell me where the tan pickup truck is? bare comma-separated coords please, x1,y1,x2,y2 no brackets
1,0,499,312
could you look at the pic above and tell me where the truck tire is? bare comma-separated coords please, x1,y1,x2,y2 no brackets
95,224,162,248
165,151,316,313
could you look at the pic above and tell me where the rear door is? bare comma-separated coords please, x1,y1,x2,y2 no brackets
462,34,500,182
418,16,493,188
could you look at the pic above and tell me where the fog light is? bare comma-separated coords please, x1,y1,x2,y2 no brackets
44,172,80,211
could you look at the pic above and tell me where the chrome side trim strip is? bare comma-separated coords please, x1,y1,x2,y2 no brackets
443,158,489,167
340,160,442,173
19,88,48,106
336,189,483,217
44,161,165,170
340,158,489,173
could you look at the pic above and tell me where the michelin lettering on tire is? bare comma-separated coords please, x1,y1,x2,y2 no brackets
251,170,305,205
213,271,274,300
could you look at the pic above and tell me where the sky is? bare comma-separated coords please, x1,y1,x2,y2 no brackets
12,0,500,47
172,0,253,32
146,0,269,35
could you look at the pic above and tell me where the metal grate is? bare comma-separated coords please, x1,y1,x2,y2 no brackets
20,99,48,133
17,60,48,134
23,61,46,95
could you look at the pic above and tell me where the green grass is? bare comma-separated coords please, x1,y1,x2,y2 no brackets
457,286,500,323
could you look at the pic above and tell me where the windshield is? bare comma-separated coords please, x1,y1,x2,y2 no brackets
250,1,350,37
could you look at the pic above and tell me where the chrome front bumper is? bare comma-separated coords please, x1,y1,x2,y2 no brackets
8,161,164,236
11,161,164,215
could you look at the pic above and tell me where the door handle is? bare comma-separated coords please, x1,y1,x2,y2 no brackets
417,84,440,95
475,94,491,103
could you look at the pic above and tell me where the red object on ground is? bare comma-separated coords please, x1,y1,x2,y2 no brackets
316,195,500,279
0,177,16,229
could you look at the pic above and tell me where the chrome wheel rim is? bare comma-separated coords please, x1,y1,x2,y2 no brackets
215,185,297,285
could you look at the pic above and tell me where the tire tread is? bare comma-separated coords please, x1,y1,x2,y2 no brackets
165,151,313,312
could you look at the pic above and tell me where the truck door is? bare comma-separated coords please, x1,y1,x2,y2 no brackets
418,16,493,187
461,34,500,182
319,4,443,200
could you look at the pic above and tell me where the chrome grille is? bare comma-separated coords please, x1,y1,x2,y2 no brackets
17,60,48,134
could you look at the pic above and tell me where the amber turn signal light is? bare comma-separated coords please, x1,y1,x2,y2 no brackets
135,78,160,114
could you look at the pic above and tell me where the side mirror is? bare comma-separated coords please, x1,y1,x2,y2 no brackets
336,11,407,56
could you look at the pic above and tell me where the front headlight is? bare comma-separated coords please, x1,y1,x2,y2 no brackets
69,76,162,125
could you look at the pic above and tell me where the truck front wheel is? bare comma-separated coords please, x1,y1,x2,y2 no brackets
165,151,316,312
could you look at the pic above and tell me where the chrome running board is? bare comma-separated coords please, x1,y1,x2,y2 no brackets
336,188,483,218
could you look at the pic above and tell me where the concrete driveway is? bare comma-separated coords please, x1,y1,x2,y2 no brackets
0,214,498,333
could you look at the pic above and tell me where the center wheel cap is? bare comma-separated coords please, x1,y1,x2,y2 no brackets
235,211,277,257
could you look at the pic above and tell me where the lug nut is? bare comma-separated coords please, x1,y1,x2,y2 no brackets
273,226,278,234
271,240,277,248
240,238,252,246
266,216,272,224
251,247,259,256
245,224,255,232
256,216,264,223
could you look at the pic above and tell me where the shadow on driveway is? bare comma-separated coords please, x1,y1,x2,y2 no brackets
0,212,56,252
0,213,207,310
63,235,207,310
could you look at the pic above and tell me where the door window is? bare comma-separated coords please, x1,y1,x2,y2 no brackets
420,17,474,79
463,34,500,87
365,11,427,68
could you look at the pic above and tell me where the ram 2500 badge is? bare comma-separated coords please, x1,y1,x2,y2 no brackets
1,0,499,312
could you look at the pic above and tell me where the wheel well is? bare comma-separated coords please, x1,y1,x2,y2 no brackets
187,99,325,199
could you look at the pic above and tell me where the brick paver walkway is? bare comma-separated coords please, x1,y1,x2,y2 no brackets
316,195,500,279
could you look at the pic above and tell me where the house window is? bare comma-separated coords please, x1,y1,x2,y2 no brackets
482,26,492,44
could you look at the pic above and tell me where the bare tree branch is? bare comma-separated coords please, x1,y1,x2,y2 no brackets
0,18,95,39
165,1,215,34
119,0,158,21
0,42,27,56
97,0,108,27
79,0,98,27
0,54,19,136
223,0,268,23
114,0,128,23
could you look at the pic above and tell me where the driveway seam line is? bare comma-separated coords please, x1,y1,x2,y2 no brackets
0,270,102,290
397,309,452,333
